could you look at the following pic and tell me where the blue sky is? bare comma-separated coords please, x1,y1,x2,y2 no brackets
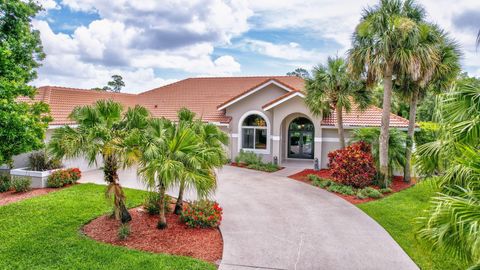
33,0,480,93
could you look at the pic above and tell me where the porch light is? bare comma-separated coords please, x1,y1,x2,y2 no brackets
314,158,319,171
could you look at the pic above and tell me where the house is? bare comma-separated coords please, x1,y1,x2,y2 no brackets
11,76,410,171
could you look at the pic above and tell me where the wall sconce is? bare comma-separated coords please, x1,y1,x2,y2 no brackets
314,158,319,171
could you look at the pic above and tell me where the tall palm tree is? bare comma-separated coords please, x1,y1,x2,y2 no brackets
396,24,461,182
48,100,150,223
137,117,218,229
173,108,228,215
348,0,429,187
305,56,370,148
417,81,480,267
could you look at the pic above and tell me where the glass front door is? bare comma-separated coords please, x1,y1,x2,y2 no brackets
288,117,314,159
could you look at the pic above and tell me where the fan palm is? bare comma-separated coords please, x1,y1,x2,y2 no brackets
350,127,406,183
305,56,370,148
395,24,461,182
348,0,429,186
48,100,150,223
173,108,228,215
137,117,219,229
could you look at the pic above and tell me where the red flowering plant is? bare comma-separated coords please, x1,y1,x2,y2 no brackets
181,200,223,228
47,168,82,188
67,168,82,183
327,141,376,188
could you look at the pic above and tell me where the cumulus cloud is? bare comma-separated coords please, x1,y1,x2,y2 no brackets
37,0,60,10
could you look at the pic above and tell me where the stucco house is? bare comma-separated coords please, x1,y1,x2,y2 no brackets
10,76,410,171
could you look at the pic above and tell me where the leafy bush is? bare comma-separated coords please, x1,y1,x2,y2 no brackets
0,175,11,192
12,177,31,193
47,168,82,188
117,224,130,240
28,151,62,171
415,122,439,146
356,187,383,199
143,192,172,215
308,174,333,188
246,163,280,172
327,182,355,195
379,188,393,194
181,200,223,228
328,142,376,188
235,150,262,165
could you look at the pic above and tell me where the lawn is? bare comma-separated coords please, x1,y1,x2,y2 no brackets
0,184,216,270
358,180,468,270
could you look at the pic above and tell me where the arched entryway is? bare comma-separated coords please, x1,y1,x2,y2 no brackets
287,117,314,159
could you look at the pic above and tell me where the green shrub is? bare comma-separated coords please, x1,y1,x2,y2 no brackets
0,175,11,192
181,200,223,228
11,177,31,193
379,188,393,194
47,168,82,187
415,122,439,146
143,192,172,215
356,190,368,199
357,187,383,199
28,151,62,171
246,163,280,172
308,174,332,188
327,182,355,195
117,224,130,240
235,150,262,165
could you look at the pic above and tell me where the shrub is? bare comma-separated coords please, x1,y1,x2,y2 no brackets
246,163,280,172
327,182,355,195
28,151,62,171
356,187,383,199
327,141,376,188
379,188,393,194
0,175,11,192
143,192,172,215
415,122,439,146
47,168,81,188
308,174,332,188
12,177,31,193
117,224,130,240
235,150,262,165
181,200,223,228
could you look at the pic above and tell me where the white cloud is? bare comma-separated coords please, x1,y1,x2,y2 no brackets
242,39,328,62
37,0,60,10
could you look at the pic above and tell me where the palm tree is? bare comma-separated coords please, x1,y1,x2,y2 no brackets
173,108,228,215
396,24,461,182
48,100,150,223
137,117,218,229
348,0,429,186
417,81,480,267
305,56,370,148
350,127,406,181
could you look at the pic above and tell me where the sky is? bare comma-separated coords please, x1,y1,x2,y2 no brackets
33,0,480,93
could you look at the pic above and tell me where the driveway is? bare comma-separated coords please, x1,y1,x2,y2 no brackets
80,166,418,270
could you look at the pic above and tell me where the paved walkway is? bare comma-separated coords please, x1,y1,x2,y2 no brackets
80,165,418,270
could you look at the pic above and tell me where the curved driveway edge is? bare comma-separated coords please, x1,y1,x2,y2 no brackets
216,166,418,270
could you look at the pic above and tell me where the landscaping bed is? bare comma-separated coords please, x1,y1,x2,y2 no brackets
83,207,223,264
230,162,283,172
0,187,61,206
289,169,414,204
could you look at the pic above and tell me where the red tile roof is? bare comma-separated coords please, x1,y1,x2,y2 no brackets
23,76,409,128
262,90,304,110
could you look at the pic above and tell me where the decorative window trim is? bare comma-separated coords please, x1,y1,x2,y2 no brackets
237,110,271,154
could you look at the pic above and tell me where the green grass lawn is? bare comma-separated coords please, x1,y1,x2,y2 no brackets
358,180,468,270
0,184,216,270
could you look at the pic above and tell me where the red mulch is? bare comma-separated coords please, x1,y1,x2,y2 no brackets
288,169,415,204
83,207,223,264
0,187,62,206
229,162,284,172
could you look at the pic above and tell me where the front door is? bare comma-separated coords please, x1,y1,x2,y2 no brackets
288,117,314,159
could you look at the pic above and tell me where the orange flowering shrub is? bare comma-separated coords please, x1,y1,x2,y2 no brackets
47,168,82,188
181,200,223,228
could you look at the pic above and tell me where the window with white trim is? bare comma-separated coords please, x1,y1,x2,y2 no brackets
241,114,267,150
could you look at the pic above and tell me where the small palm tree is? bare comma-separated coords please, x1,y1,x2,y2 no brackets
137,117,219,229
48,100,150,223
173,108,228,215
348,0,429,186
305,56,370,148
350,127,406,182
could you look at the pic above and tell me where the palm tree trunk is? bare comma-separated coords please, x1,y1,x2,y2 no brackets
379,63,393,188
174,180,185,215
336,103,346,149
404,90,418,183
104,154,131,223
157,182,168,229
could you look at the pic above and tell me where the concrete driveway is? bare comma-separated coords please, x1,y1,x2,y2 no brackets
80,166,418,270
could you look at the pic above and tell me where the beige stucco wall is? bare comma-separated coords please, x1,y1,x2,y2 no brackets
320,128,353,168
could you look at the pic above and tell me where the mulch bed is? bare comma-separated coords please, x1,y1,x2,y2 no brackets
82,207,223,264
0,188,62,206
288,169,415,204
229,162,284,172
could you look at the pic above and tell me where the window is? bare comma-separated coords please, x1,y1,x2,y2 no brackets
241,114,267,150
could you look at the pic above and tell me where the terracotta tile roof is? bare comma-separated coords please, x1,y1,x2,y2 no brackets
22,76,410,128
321,105,410,128
262,90,304,109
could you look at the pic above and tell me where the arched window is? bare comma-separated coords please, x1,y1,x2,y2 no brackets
241,114,268,150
